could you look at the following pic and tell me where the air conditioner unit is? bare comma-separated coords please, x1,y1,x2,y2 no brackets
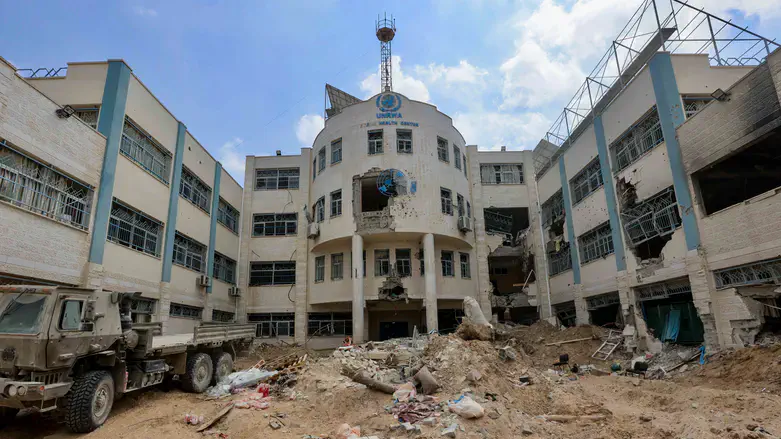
307,223,320,238
228,286,241,297
458,216,472,232
198,275,211,287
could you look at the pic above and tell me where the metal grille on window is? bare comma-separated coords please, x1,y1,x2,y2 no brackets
253,213,297,236
331,139,342,164
621,187,681,247
172,233,206,272
460,252,471,278
578,222,614,264
441,251,454,277
315,197,325,223
74,108,99,129
331,253,344,280
454,146,462,169
541,190,565,228
396,249,411,277
180,167,212,212
307,312,352,336
318,147,326,173
419,249,424,275
549,245,573,276
130,297,156,315
634,279,691,301
368,130,383,155
437,137,449,162
375,249,390,276
714,258,781,289
212,310,235,322
169,303,202,319
315,256,325,282
609,109,664,173
397,130,412,153
249,313,295,338
480,164,523,184
330,190,342,217
108,200,162,256
213,252,237,284
121,118,172,183
440,188,453,215
217,198,239,233
249,261,296,286
586,292,620,310
684,98,711,119
457,194,465,217
0,139,93,230
255,168,300,190
463,154,467,177
570,158,604,204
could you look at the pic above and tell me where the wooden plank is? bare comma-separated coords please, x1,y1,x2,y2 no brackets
196,403,234,432
545,337,594,346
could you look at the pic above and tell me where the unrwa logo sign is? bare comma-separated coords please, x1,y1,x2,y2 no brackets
376,92,402,118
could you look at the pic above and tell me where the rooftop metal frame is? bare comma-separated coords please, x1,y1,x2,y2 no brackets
16,67,67,78
534,0,780,178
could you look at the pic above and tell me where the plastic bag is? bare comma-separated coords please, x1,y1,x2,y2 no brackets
336,423,361,439
393,382,417,402
448,395,485,419
229,368,278,391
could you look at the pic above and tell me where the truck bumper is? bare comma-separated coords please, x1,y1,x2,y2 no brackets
0,379,70,410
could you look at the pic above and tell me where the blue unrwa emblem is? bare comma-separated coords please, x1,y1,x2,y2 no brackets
376,92,402,118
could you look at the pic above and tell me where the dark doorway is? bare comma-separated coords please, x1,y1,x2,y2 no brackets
379,321,409,340
361,177,389,212
589,304,621,328
641,292,704,344
437,309,464,334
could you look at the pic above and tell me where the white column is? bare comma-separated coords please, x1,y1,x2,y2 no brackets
352,234,365,343
423,233,438,332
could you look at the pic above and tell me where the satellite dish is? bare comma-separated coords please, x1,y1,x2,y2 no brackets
377,169,407,197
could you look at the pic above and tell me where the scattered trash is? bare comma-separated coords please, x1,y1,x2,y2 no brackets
184,413,204,425
393,382,417,402
441,423,458,437
336,423,361,439
269,420,282,430
196,404,235,432
414,366,440,395
498,346,518,361
448,395,485,419
234,395,270,410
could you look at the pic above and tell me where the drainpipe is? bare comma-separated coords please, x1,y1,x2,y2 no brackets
534,177,553,318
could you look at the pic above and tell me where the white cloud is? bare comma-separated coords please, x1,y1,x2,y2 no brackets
218,137,246,184
133,6,158,17
359,55,430,102
414,60,488,86
295,114,324,147
454,111,551,151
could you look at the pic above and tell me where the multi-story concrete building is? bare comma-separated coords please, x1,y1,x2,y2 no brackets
1,59,243,334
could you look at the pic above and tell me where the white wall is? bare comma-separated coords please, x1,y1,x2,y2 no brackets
672,54,753,96
26,62,108,107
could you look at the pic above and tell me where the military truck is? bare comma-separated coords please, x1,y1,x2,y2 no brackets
0,286,254,433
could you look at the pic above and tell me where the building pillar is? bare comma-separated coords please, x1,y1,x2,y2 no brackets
205,162,222,294
352,234,365,343
467,146,493,317
529,171,552,319
557,157,587,324
423,233,438,332
573,284,589,325
158,281,172,335
593,115,627,271
161,122,187,283
88,60,131,265
685,249,722,350
649,52,700,251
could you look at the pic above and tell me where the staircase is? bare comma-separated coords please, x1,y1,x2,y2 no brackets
592,329,623,361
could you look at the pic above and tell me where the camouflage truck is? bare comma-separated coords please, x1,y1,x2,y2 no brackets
0,286,254,433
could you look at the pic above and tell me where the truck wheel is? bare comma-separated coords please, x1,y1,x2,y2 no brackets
212,352,234,385
181,353,213,393
65,370,115,433
0,407,19,428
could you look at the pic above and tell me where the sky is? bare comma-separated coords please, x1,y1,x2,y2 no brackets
2,0,781,184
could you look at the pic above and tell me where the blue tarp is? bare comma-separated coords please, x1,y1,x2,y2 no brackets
662,309,681,342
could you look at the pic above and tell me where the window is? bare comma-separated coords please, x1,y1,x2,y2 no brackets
179,167,212,212
570,157,604,204
441,251,454,277
173,233,206,272
714,258,781,289
437,137,449,162
621,188,681,247
454,146,462,169
130,298,156,315
74,108,99,130
467,201,471,219
120,118,172,183
610,109,664,172
212,310,235,322
331,253,344,280
460,253,471,279
396,249,411,277
330,190,342,217
457,193,465,217
463,154,467,177
213,252,237,284
0,139,93,230
59,300,83,330
683,98,711,119
308,312,352,336
314,197,325,223
397,130,412,153
480,164,524,184
440,188,453,215
375,249,390,276
217,198,239,234
249,313,295,338
491,267,509,275
315,256,325,282
249,261,296,286
541,190,565,228
549,246,573,276
331,139,342,164
313,159,317,181
368,130,383,155
107,200,163,256
170,303,203,319
419,249,425,275
253,213,297,236
255,168,300,190
578,222,614,264
318,147,326,173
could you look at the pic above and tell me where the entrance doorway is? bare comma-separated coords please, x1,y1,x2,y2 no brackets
379,321,409,340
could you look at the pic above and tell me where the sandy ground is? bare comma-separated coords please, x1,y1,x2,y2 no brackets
4,328,781,439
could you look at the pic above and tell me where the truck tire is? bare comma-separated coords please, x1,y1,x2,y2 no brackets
64,370,115,433
212,352,234,385
181,353,213,393
0,407,19,428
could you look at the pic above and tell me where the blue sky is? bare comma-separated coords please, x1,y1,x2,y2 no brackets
2,0,780,183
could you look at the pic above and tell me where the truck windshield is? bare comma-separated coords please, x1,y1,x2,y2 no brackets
0,293,47,334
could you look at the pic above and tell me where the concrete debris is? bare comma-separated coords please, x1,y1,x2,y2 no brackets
466,370,482,383
441,423,458,437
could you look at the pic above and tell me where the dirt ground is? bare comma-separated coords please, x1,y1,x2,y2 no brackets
4,325,781,439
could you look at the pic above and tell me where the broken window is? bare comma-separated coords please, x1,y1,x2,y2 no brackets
441,251,454,277
308,312,352,336
586,292,622,327
484,207,530,241
397,130,412,154
610,108,664,173
714,258,781,289
314,197,325,223
318,147,326,173
548,242,572,276
375,249,390,276
331,253,344,280
541,190,564,228
437,137,449,162
621,187,681,258
440,188,453,215
570,157,603,204
578,222,614,264
554,302,577,327
635,279,704,343
460,252,471,279
331,138,342,164
368,130,383,155
330,190,342,217
396,249,411,277
249,313,295,337
694,128,781,215
360,176,388,212
314,256,325,282
480,164,523,184
454,145,462,169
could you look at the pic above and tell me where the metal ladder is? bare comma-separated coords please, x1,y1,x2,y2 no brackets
592,329,622,360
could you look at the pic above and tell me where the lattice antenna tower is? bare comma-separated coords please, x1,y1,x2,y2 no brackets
376,13,396,92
